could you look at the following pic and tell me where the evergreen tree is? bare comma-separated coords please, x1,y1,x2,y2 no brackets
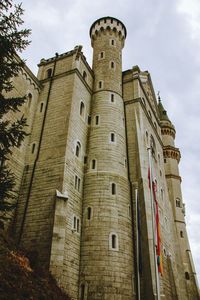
0,0,31,222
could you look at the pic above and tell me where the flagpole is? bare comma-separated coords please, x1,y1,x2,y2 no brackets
148,147,160,300
135,188,141,300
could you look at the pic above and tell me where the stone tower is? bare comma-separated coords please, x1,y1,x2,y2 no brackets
158,99,200,299
80,17,134,299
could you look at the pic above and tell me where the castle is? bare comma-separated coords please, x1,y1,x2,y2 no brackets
6,16,199,299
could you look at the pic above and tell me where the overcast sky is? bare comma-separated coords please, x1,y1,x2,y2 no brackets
17,0,200,285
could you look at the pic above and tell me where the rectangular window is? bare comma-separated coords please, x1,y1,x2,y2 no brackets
72,215,80,233
111,133,115,142
95,115,99,125
75,175,81,192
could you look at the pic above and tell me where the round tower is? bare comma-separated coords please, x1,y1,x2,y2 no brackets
80,17,134,300
158,98,199,298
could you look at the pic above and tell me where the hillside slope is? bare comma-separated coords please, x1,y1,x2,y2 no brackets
0,229,70,300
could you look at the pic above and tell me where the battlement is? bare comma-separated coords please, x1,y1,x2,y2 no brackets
90,16,127,42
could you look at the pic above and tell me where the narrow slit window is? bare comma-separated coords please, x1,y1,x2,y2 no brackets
27,93,32,107
80,101,85,117
87,116,91,125
78,178,81,191
110,61,115,69
110,133,115,142
83,71,87,80
87,207,92,220
73,216,76,230
111,94,114,102
111,183,116,195
32,143,35,154
91,159,96,170
180,231,184,238
77,218,80,233
112,234,116,248
98,81,103,89
40,103,44,112
95,115,99,125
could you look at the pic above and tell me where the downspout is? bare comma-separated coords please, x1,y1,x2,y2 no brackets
17,53,59,245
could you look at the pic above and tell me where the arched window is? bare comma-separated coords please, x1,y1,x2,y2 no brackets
80,101,85,117
110,61,115,69
111,183,116,195
75,141,81,157
40,102,44,112
87,207,92,220
109,232,118,250
99,51,105,59
46,68,52,78
27,93,32,107
185,272,190,280
31,143,36,154
83,71,87,80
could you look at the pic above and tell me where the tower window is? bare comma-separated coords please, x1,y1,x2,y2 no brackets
87,207,92,220
176,198,181,207
99,51,105,59
112,234,116,248
110,132,115,143
75,175,81,191
83,71,87,80
111,94,114,102
110,39,116,46
111,61,115,69
95,115,99,125
72,215,80,233
180,231,184,238
27,93,32,107
98,81,103,89
111,183,116,195
185,272,190,280
91,159,96,170
40,102,44,112
46,68,52,78
87,115,91,125
109,232,118,251
80,101,85,118
31,143,36,154
75,141,81,157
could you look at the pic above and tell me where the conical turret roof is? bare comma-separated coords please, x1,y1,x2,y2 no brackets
157,96,171,122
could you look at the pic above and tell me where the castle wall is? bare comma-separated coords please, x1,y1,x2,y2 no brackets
3,61,40,227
